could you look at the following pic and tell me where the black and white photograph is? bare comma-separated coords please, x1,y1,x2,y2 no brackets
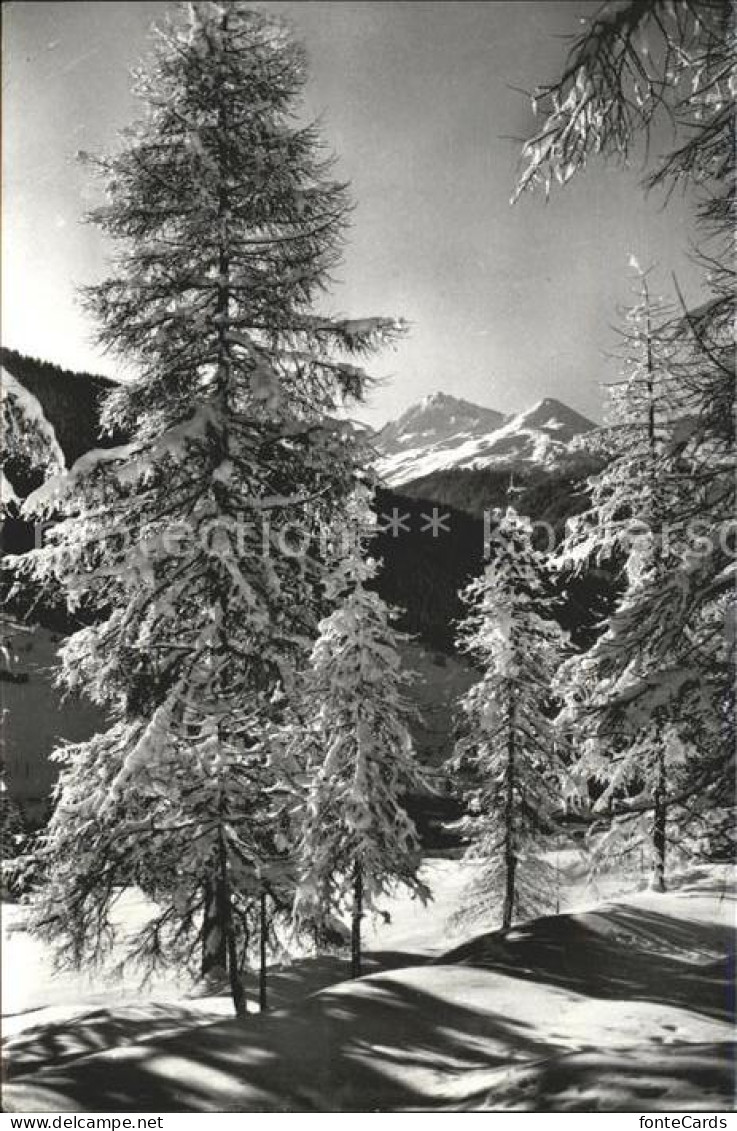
1,0,734,1116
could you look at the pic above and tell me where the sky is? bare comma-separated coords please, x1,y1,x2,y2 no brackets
2,1,700,427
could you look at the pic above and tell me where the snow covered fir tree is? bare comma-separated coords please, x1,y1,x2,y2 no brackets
15,1,403,1016
517,0,736,883
449,508,571,931
291,489,429,977
556,266,707,889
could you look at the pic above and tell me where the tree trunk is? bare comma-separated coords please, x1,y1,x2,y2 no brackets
652,743,667,892
351,862,363,979
644,282,667,896
217,824,248,1018
502,687,517,931
259,889,268,1013
502,846,517,930
201,877,228,981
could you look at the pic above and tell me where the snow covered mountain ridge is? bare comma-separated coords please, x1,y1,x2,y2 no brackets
375,392,598,486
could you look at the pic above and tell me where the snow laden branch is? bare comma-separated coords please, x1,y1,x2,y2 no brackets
514,0,732,202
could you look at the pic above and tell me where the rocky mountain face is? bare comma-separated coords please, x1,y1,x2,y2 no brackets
375,391,598,487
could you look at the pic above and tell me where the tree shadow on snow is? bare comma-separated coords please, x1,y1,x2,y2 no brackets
3,1004,227,1080
3,977,563,1112
441,903,735,1022
4,901,734,1112
240,949,428,1013
456,1040,737,1113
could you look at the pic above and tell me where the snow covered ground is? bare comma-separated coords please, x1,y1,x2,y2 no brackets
3,860,734,1112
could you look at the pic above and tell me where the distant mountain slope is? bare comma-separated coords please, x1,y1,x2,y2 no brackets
376,393,598,486
396,458,607,531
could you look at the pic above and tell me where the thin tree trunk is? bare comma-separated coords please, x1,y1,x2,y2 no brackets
351,862,363,979
259,889,268,1013
217,823,247,1018
502,687,517,931
644,278,667,895
215,9,232,397
502,842,517,929
201,876,228,981
653,742,667,892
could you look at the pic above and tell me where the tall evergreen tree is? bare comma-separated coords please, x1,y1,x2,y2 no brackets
516,0,735,871
17,2,403,1015
292,490,429,978
450,508,570,931
558,265,689,889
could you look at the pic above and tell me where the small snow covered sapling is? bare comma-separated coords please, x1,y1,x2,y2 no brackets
450,507,570,932
293,489,429,977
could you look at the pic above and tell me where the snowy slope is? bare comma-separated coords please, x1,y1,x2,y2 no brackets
3,864,733,1113
376,394,597,487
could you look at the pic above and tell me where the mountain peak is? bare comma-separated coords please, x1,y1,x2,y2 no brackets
376,391,598,486
378,392,506,458
514,398,596,435
421,391,472,408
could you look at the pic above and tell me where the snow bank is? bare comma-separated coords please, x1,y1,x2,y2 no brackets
3,864,733,1112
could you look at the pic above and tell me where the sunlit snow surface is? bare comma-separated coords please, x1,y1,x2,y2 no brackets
3,860,734,1112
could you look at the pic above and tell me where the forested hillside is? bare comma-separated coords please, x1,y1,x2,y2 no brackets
399,456,607,530
373,485,619,652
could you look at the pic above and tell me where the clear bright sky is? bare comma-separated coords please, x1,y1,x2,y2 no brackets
3,1,700,426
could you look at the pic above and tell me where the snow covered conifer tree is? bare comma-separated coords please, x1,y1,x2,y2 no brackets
557,265,730,888
450,508,570,931
293,489,429,978
16,2,403,1015
516,0,735,877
